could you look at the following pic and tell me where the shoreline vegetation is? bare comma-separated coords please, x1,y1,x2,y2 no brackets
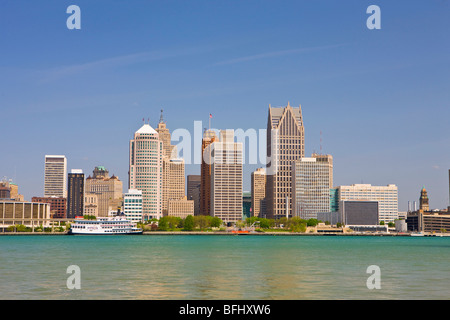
0,215,427,236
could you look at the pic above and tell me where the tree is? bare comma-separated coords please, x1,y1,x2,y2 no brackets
210,217,222,228
184,215,194,231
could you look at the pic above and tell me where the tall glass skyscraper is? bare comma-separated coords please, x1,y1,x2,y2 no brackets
129,123,163,220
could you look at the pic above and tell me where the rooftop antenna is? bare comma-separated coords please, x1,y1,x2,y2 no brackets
209,113,212,130
160,109,164,123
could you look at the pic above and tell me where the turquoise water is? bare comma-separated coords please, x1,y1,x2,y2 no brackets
0,235,449,300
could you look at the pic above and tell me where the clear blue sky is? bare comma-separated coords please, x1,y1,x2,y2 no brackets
1,0,449,211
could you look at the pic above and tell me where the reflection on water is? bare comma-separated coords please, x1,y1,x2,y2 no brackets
0,235,449,299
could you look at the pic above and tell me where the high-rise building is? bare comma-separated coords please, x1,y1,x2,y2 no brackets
266,103,305,220
210,130,243,223
187,175,201,215
85,166,123,217
129,123,163,220
292,154,333,220
251,168,266,217
336,184,398,223
200,129,217,215
67,169,84,219
123,189,143,222
162,158,185,214
44,155,67,198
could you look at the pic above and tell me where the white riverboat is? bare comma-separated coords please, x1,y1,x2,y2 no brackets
68,215,143,235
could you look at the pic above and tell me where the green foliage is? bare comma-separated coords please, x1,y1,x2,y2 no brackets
184,215,195,231
83,215,97,220
158,216,182,231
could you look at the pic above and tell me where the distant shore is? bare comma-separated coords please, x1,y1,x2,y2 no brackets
0,231,418,236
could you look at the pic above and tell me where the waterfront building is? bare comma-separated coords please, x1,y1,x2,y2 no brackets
67,169,84,219
292,154,333,220
266,103,305,220
251,167,266,217
0,200,50,228
187,175,201,215
335,184,398,223
200,129,217,216
166,197,194,219
123,189,143,222
406,211,450,233
210,129,243,223
32,196,67,219
44,155,67,198
129,123,163,220
85,166,123,217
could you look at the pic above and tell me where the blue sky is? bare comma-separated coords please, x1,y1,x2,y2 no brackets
1,0,449,211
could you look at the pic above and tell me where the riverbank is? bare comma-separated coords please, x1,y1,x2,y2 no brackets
0,231,417,236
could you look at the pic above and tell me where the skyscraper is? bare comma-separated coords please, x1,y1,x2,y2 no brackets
200,129,217,215
210,130,243,223
162,158,186,214
266,103,305,220
129,123,163,220
44,155,67,198
67,169,84,219
292,154,333,220
251,167,266,217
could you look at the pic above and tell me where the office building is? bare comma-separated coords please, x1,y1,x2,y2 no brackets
187,175,201,215
67,169,85,219
200,129,217,215
84,193,98,217
266,103,305,219
251,168,266,217
129,123,163,220
44,155,67,198
167,197,194,219
210,129,243,223
335,184,398,223
123,189,143,222
292,154,333,220
32,196,67,219
162,158,185,215
85,166,123,217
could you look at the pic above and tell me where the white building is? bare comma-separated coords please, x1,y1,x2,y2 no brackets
292,154,333,220
44,155,67,198
335,184,398,223
123,189,143,222
129,123,163,220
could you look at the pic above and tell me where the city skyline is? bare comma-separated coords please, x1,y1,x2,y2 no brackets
1,1,450,211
